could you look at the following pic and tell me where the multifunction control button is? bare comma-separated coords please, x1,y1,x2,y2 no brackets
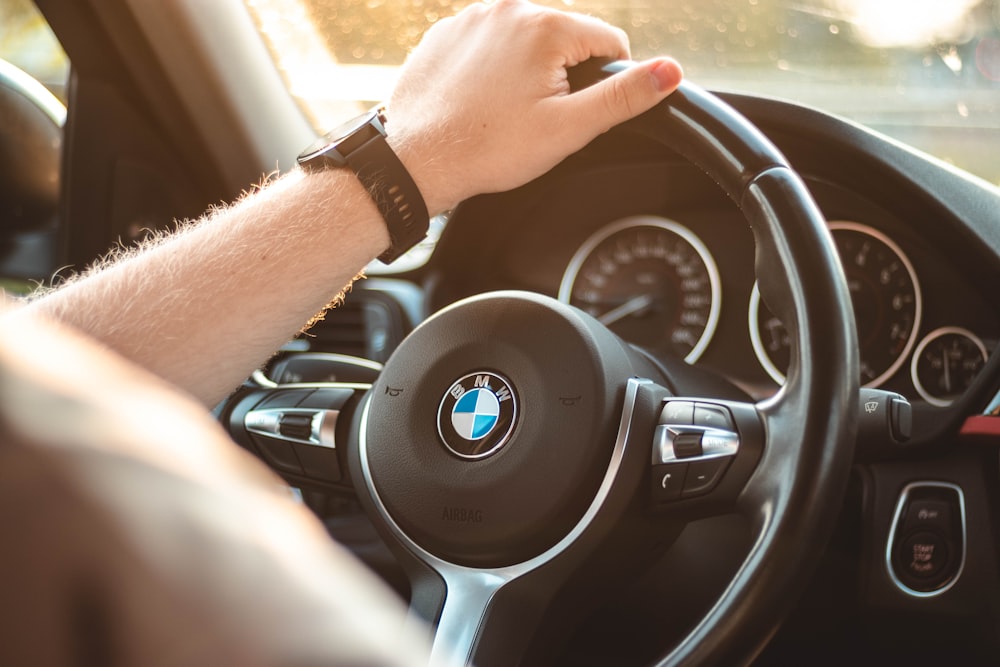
651,400,739,503
660,400,695,425
694,403,735,430
651,463,688,502
242,386,356,483
682,458,729,497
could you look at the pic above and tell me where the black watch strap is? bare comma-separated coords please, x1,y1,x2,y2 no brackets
345,134,429,264
298,110,429,264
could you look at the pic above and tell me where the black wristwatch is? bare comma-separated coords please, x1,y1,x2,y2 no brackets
297,109,429,264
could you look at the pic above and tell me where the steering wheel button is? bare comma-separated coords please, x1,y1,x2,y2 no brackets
681,457,730,498
694,403,735,430
652,425,681,464
651,463,688,502
256,389,314,409
251,436,304,475
298,387,356,409
293,442,341,483
700,429,740,457
245,410,281,435
279,413,314,441
660,400,694,425
673,432,704,458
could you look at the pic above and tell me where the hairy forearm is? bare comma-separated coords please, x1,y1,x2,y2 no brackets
18,0,682,408
25,169,391,406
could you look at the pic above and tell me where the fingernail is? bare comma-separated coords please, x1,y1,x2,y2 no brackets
650,58,683,92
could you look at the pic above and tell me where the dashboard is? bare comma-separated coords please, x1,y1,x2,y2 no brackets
412,94,1000,423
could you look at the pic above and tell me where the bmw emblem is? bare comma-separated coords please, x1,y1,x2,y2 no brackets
437,371,518,459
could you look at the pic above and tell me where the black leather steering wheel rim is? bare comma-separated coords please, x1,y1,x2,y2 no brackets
626,78,861,665
350,72,860,666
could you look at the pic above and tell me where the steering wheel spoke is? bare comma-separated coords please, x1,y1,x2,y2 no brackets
357,376,670,666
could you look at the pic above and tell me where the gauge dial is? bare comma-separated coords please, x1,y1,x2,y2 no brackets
559,216,721,363
911,327,988,407
750,221,922,387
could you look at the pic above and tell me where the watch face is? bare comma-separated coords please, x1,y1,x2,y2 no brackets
298,110,383,166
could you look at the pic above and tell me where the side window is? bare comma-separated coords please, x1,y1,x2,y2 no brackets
0,0,69,293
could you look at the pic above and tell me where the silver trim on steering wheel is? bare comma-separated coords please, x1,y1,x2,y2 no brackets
358,377,651,667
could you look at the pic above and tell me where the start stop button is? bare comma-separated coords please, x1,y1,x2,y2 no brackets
886,482,965,597
897,531,949,580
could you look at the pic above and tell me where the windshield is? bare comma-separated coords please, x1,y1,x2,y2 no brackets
246,0,1000,186
0,0,69,102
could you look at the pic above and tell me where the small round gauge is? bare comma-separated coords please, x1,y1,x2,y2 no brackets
911,327,988,407
558,215,721,363
750,221,922,387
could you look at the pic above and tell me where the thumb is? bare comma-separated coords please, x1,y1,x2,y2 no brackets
566,57,683,135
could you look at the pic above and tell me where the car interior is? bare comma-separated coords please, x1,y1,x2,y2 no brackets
3,0,1000,664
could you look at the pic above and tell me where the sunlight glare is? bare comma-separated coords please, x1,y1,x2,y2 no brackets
832,0,980,48
246,0,398,127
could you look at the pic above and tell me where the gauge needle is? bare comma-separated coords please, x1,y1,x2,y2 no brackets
942,347,952,392
598,294,654,326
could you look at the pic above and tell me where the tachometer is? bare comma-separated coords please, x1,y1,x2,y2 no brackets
558,216,721,363
750,221,922,387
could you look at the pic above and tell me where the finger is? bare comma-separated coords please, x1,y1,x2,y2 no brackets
558,11,632,64
561,57,683,134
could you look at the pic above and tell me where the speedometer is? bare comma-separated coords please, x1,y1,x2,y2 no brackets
558,216,721,363
750,221,922,387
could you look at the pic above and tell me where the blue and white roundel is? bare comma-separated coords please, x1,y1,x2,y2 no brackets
451,388,501,440
437,371,518,459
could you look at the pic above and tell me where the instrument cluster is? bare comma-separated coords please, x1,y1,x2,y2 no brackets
555,212,993,406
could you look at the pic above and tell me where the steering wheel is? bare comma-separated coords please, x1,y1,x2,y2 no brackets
228,66,858,666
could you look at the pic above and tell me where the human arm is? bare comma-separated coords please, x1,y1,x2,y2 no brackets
21,0,682,406
0,298,437,667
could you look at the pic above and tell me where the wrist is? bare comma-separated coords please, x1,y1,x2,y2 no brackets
312,168,393,257
384,130,454,217
297,110,430,263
